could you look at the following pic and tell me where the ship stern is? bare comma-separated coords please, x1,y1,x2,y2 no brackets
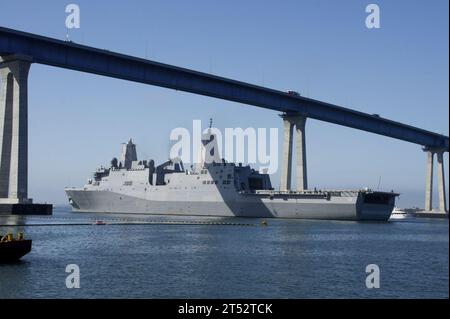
356,191,398,221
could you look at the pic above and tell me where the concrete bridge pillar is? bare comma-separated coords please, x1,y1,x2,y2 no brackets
280,113,307,191
294,116,307,191
424,150,434,211
423,147,448,213
436,150,447,213
0,55,32,204
280,115,294,191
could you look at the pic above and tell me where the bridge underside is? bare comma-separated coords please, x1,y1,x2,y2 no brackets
0,27,448,150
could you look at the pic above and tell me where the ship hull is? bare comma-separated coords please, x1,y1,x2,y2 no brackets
0,240,32,262
65,189,395,221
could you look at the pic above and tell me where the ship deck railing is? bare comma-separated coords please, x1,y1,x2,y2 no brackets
239,189,357,198
239,189,397,197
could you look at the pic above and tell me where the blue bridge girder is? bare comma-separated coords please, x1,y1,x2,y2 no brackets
0,26,448,150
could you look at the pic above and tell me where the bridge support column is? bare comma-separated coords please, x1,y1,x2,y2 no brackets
424,150,434,211
0,55,31,204
280,115,294,191
280,113,308,191
423,147,448,213
436,151,447,213
294,116,307,191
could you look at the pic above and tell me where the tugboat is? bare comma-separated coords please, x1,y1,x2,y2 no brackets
0,233,32,262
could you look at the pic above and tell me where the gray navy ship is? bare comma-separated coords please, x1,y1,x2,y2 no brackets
65,133,398,221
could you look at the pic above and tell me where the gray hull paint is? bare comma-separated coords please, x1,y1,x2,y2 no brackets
65,189,394,221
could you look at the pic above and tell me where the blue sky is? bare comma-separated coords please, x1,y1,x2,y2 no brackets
0,0,448,207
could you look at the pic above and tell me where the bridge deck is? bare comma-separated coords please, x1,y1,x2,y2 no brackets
0,26,448,150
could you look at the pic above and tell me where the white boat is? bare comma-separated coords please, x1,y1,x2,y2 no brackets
390,207,410,220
